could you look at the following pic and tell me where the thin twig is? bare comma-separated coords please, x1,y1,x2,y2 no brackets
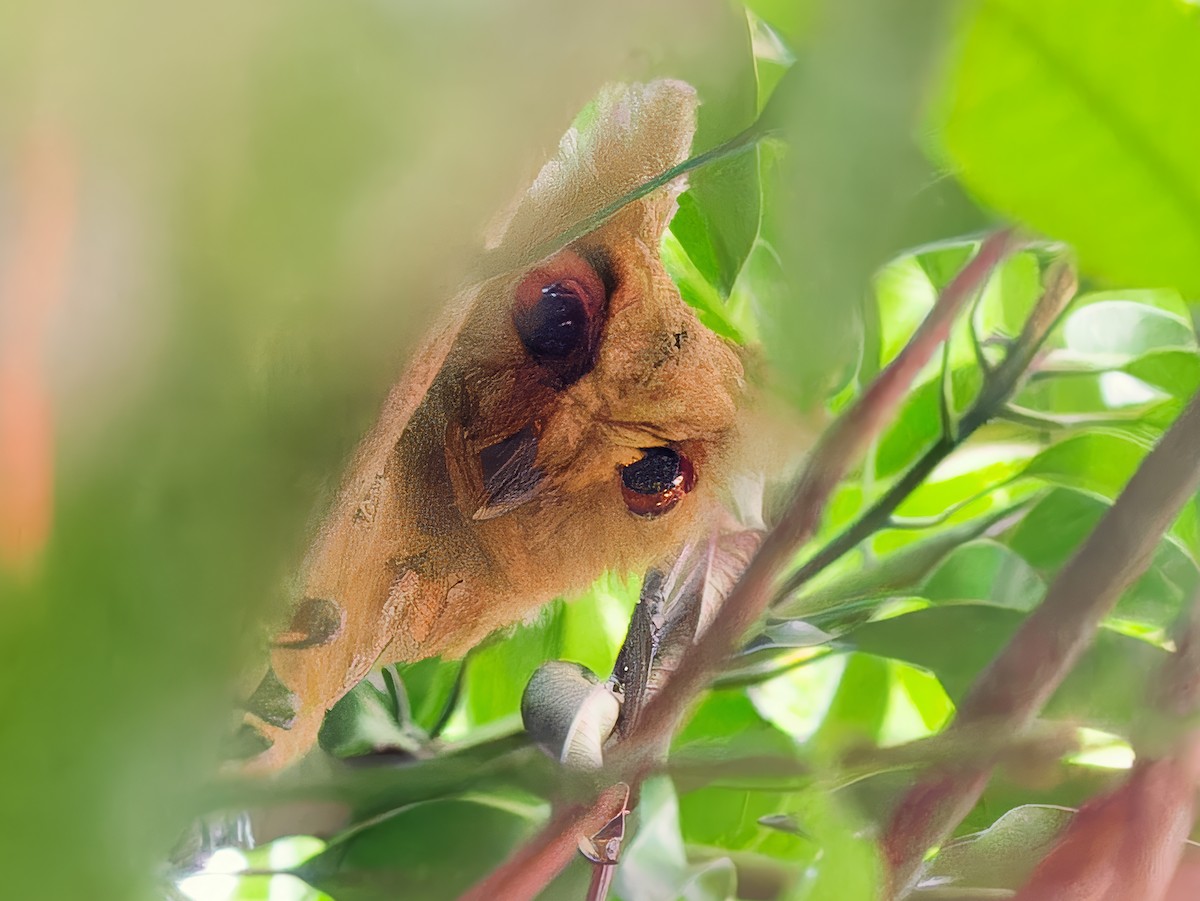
883,388,1200,898
586,861,616,901
772,259,1078,608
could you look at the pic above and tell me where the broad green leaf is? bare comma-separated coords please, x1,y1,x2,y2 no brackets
842,603,1166,733
976,250,1044,339
1021,432,1150,500
615,778,689,901
1062,301,1195,362
874,255,936,367
1006,487,1198,630
790,791,882,901
616,778,741,901
319,669,421,759
559,573,639,678
779,505,1028,619
748,655,847,748
1123,349,1200,398
295,795,543,901
676,692,812,862
663,221,749,343
806,655,892,754
923,804,1071,891
920,539,1045,611
1071,287,1192,321
941,0,1200,293
677,690,803,764
458,603,566,730
891,449,1036,520
874,366,983,478
744,0,817,49
396,658,464,735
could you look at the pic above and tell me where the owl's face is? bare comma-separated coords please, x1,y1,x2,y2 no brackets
237,79,750,774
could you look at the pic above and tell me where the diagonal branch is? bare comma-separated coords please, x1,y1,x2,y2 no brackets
774,259,1078,611
457,784,629,901
883,388,1200,898
1009,588,1200,901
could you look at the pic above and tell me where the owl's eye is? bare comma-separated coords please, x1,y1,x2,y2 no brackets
620,447,695,518
515,282,588,360
513,250,607,386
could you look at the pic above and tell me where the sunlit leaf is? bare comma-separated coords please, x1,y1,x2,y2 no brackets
941,0,1200,292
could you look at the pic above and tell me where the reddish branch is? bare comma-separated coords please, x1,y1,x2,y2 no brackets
1009,591,1200,901
0,126,76,570
457,784,629,901
456,229,1017,901
884,390,1200,898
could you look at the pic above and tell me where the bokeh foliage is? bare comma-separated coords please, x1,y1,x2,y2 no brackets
2,1,1200,900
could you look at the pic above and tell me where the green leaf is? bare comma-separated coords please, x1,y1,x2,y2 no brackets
396,658,463,735
924,804,1071,891
940,0,1200,293
757,0,986,407
1021,432,1150,499
744,0,817,49
874,366,982,478
676,692,813,862
920,539,1045,610
1063,301,1195,362
662,227,751,343
458,603,567,730
779,506,1026,619
318,670,421,759
668,4,762,297
806,654,892,754
1123,348,1200,398
1005,487,1198,631
615,778,741,901
842,603,1165,733
295,795,543,901
790,791,882,901
746,656,847,748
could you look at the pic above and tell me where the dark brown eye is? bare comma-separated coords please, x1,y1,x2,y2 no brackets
513,250,606,386
515,281,588,360
620,447,695,518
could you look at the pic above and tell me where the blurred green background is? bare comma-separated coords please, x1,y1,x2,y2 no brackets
3,0,1200,899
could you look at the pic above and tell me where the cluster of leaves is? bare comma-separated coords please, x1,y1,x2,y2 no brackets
4,0,1200,900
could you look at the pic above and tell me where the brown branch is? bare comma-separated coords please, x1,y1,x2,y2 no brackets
773,259,1077,611
1008,588,1200,901
883,389,1200,898
455,229,1017,901
456,784,628,901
